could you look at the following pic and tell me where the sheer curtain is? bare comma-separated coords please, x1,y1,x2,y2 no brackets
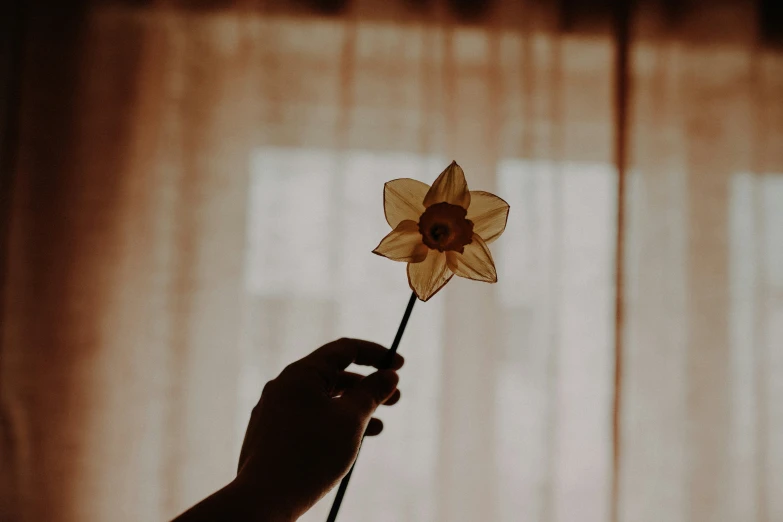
0,1,780,522
622,6,783,521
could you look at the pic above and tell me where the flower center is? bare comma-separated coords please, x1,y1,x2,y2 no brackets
430,224,450,241
418,202,474,253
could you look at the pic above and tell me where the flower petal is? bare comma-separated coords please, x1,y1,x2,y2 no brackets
373,220,429,263
423,161,471,209
407,249,453,302
446,233,497,283
384,178,430,228
466,191,510,244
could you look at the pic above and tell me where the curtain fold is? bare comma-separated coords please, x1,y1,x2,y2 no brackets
620,3,783,522
1,1,781,521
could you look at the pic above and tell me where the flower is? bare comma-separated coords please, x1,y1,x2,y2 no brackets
372,161,510,301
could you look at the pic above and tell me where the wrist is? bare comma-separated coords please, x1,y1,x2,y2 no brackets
171,477,292,522
230,474,295,522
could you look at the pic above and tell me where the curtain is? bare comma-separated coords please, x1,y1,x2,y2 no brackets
0,1,780,521
622,7,783,521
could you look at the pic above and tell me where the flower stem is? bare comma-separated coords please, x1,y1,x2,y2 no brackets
325,291,418,522
383,291,417,368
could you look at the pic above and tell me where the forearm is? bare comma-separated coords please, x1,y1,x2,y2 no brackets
172,479,292,522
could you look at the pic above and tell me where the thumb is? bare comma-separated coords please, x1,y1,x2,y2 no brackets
341,370,399,416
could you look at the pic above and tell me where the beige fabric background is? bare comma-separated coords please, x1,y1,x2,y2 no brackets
0,1,781,521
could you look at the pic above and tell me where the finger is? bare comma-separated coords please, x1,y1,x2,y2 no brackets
332,371,363,396
306,338,405,371
383,388,401,406
365,418,384,437
341,369,399,415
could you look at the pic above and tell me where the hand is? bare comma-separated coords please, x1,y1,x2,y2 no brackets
235,338,404,520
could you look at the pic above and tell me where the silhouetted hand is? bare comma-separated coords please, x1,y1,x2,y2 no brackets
173,338,403,522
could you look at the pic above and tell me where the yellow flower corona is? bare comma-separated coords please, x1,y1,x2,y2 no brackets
373,161,510,301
